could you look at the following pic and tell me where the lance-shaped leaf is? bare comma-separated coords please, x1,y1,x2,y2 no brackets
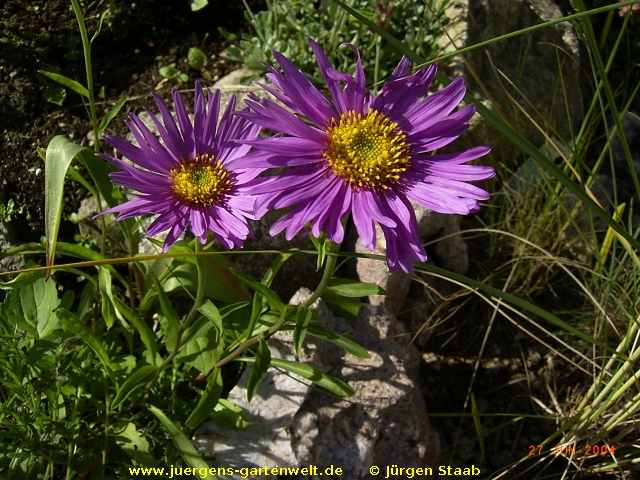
38,70,89,98
246,339,271,402
148,406,211,471
44,136,91,274
112,364,158,409
271,358,354,397
185,367,223,429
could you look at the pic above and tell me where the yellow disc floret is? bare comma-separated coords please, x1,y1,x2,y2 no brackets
323,109,411,190
169,154,231,205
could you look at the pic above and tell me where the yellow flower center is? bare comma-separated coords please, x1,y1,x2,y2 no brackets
323,109,411,190
169,154,231,205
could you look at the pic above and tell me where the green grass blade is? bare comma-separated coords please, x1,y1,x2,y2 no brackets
37,70,89,98
97,96,128,139
417,263,628,361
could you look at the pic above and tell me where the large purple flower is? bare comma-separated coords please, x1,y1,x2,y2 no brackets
98,83,262,251
239,38,494,272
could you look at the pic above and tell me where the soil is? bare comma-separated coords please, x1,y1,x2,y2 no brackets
0,0,258,243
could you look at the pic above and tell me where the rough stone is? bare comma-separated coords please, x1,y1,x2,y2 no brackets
439,0,583,158
356,201,469,317
76,196,129,258
196,288,440,478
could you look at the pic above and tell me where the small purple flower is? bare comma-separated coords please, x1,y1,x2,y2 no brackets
619,0,640,16
239,38,494,272
97,83,262,251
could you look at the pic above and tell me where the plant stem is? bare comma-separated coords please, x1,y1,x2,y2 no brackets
216,242,340,368
70,0,99,152
131,241,206,405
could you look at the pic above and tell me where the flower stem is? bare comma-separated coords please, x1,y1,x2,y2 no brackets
70,0,99,153
131,241,206,405
216,242,340,368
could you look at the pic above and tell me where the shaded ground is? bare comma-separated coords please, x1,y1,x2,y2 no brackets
1,0,255,242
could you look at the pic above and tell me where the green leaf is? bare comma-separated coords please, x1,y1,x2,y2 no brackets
112,365,157,409
217,27,236,41
305,324,370,359
97,96,128,138
320,288,361,321
325,278,387,297
75,148,120,209
99,266,122,329
160,254,251,304
185,367,223,429
0,269,46,291
188,47,207,70
246,339,271,402
152,275,180,350
180,334,223,374
0,277,60,340
38,70,89,98
113,297,158,363
271,358,354,396
159,64,177,79
43,86,66,105
114,421,160,467
57,308,117,388
190,0,209,11
45,136,90,271
231,269,285,315
198,299,223,336
76,280,97,322
148,405,211,471
209,398,252,430
293,306,312,356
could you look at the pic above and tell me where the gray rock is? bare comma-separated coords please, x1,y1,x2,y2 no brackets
196,288,440,478
194,331,308,474
76,196,129,258
355,202,469,317
440,0,582,156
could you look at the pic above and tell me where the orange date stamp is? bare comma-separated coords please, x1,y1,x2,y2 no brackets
528,444,615,456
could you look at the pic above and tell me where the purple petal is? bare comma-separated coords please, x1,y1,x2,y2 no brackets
172,89,195,157
404,77,466,133
150,93,190,160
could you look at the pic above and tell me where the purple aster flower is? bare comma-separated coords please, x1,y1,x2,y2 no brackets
239,38,495,272
97,83,262,251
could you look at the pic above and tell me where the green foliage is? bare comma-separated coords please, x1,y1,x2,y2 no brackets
159,63,189,82
188,47,208,70
0,199,23,223
224,0,450,85
189,0,209,11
